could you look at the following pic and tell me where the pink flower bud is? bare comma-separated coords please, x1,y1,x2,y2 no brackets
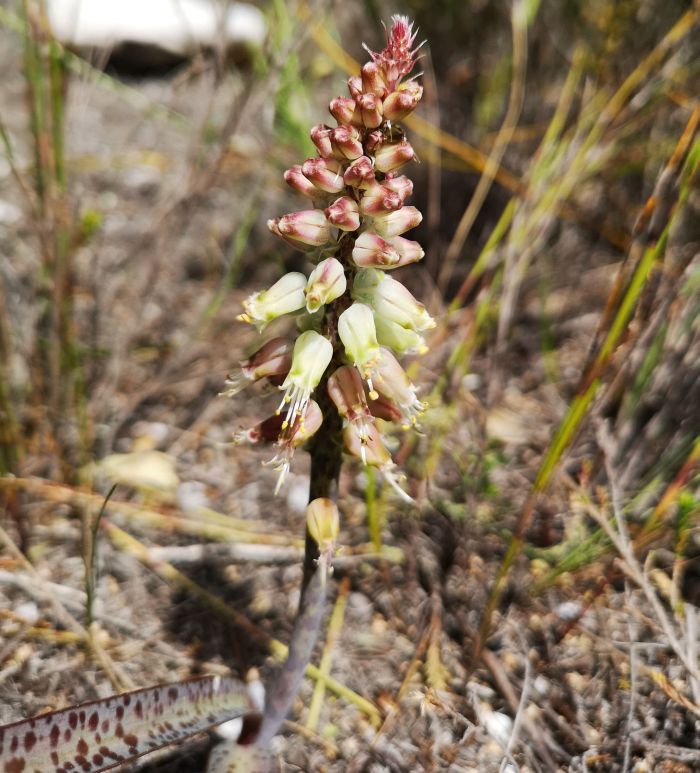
361,61,388,98
382,81,423,121
268,209,331,249
305,257,347,313
364,129,384,154
310,123,334,157
330,126,364,161
347,75,363,99
329,96,360,126
359,182,403,215
328,365,374,461
284,165,322,199
387,236,425,267
383,174,413,201
343,155,376,189
374,140,414,173
301,157,346,194
351,231,401,268
356,92,383,129
325,196,361,231
371,205,422,237
222,337,293,397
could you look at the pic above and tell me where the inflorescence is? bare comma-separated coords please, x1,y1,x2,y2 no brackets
229,15,432,497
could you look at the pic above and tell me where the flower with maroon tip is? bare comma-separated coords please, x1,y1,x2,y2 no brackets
347,75,363,99
330,125,364,161
329,96,360,126
328,365,374,462
343,155,376,189
361,61,388,98
343,422,412,501
301,157,346,193
383,81,423,121
364,129,384,154
221,337,293,397
374,140,415,173
356,93,383,129
310,123,334,157
351,231,401,269
383,174,414,201
325,196,361,231
304,257,347,313
268,209,332,249
265,400,324,493
368,393,403,423
235,399,322,446
360,182,404,215
370,205,422,238
239,272,307,330
284,165,321,199
387,236,425,267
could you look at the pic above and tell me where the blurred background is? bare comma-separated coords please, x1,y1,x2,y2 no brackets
0,1,699,770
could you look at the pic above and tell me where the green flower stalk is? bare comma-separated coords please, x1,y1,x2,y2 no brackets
231,14,428,500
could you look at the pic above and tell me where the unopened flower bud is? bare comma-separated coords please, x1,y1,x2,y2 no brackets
306,498,340,553
360,182,403,215
305,257,347,313
325,196,361,231
387,236,424,267
328,365,374,460
374,140,414,173
331,125,364,161
302,157,346,193
338,303,382,392
371,205,422,238
347,75,363,99
310,123,334,157
374,314,427,355
356,93,383,129
239,272,307,330
364,129,384,154
351,231,401,268
222,337,293,397
352,268,435,332
383,81,423,121
276,331,333,431
361,61,388,98
329,96,360,126
284,165,322,199
371,348,424,427
343,156,376,189
383,174,413,201
268,209,332,249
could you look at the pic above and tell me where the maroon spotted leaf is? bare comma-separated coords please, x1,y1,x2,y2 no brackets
0,675,256,773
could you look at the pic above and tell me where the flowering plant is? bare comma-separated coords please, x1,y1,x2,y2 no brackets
233,14,432,501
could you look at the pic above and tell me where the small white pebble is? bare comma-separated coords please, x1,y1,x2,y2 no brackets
555,600,582,620
483,710,513,747
15,601,40,625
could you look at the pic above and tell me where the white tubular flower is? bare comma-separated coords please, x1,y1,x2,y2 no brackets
338,303,382,397
374,314,427,355
276,331,333,431
221,337,293,397
239,272,307,330
352,268,435,332
372,348,424,428
305,257,347,313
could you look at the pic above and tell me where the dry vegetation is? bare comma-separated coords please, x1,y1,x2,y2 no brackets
1,0,699,770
